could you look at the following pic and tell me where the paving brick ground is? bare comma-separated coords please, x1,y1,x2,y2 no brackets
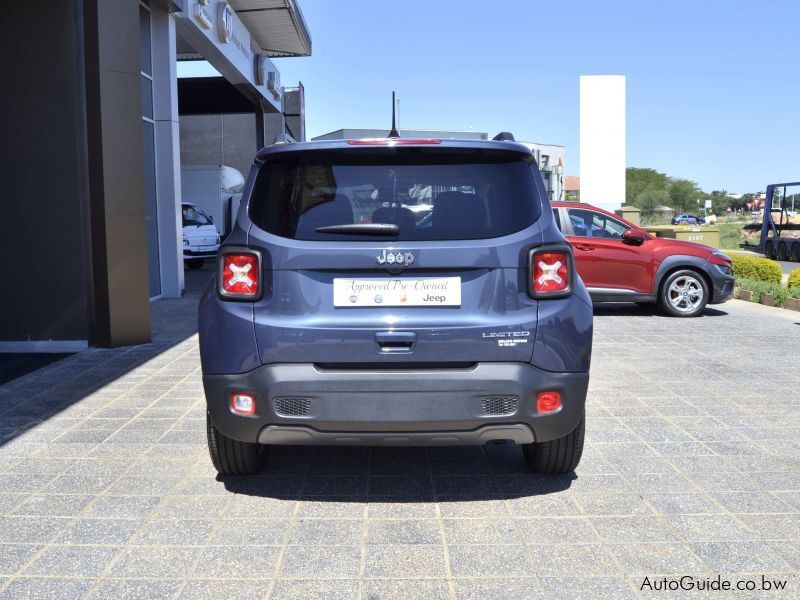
1,267,798,598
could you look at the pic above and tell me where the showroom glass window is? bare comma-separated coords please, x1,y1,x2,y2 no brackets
140,0,161,297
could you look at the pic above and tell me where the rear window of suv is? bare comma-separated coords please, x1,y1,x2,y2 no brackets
249,147,542,241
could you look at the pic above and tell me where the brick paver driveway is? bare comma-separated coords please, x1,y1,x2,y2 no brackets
1,268,798,598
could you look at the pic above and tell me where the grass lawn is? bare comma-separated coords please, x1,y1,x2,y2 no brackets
718,222,747,250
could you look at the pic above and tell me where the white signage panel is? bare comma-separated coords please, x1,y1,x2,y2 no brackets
176,0,281,110
333,277,462,308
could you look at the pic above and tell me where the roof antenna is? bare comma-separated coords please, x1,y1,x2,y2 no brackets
388,91,400,138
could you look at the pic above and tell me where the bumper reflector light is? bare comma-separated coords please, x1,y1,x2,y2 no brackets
536,390,562,414
231,393,256,415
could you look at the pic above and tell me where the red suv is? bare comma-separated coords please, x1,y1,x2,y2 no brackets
552,202,734,317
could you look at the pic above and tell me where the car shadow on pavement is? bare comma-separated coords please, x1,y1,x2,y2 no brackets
0,268,213,450
592,302,728,318
218,443,577,501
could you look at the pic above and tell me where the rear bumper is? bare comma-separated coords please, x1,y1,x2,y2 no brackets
203,362,589,446
258,424,537,445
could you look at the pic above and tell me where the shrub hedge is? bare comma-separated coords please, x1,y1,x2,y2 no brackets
735,277,800,306
788,268,800,289
730,254,782,283
735,278,787,305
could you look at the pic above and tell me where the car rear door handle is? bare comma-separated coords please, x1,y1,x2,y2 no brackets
375,331,417,353
574,244,594,251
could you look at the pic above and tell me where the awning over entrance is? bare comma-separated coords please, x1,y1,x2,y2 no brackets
176,1,311,60
174,1,312,111
228,0,312,57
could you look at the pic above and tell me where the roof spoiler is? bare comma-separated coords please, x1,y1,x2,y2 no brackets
492,131,515,141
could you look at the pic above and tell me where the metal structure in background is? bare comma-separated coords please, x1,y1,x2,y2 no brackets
519,141,565,202
283,83,305,142
743,181,800,261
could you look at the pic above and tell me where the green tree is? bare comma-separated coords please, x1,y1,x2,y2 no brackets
634,188,670,222
669,179,703,213
626,168,670,205
625,167,746,219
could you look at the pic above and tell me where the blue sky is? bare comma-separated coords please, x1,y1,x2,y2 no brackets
183,0,799,193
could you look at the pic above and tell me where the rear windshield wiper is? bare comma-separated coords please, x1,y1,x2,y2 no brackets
314,223,399,236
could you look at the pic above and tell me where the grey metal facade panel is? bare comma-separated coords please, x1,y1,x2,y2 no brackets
175,29,199,57
83,0,152,346
0,0,91,342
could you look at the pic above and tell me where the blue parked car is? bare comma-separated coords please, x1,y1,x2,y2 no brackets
672,213,706,225
198,134,593,475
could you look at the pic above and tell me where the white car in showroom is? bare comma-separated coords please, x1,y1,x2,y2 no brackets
182,203,220,270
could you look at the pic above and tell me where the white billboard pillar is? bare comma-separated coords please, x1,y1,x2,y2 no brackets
580,76,626,211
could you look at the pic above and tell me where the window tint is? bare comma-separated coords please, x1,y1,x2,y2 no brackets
567,208,629,239
249,149,542,241
183,205,211,226
552,208,562,231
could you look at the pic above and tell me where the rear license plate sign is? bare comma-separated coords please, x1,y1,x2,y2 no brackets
333,277,461,307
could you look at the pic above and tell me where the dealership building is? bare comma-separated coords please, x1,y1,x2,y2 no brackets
1,1,311,351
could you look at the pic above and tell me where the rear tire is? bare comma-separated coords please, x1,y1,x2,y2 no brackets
778,242,788,261
186,258,205,270
206,414,264,475
792,243,800,262
659,269,709,317
522,414,585,474
765,242,776,260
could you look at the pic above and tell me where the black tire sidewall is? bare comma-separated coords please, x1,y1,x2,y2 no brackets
660,269,709,317
206,413,264,475
523,413,585,475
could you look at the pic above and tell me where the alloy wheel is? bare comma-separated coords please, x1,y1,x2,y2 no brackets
667,275,704,313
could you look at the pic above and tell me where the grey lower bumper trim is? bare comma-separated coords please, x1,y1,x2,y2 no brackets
204,362,588,445
259,424,535,446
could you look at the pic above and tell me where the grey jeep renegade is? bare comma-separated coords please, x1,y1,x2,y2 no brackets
198,134,593,476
